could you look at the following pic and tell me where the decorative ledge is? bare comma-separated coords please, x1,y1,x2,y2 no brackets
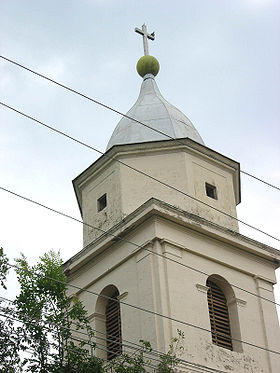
88,312,106,321
196,284,209,294
228,297,247,307
117,291,128,301
161,241,182,259
136,250,150,263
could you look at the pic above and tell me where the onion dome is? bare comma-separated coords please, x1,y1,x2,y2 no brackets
106,55,204,151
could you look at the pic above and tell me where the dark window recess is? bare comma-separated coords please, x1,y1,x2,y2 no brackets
97,194,107,212
207,280,233,350
205,183,217,200
106,291,122,360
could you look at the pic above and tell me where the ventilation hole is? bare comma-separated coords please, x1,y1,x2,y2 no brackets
205,183,217,200
97,194,107,212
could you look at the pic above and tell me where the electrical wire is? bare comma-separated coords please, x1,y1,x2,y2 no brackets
0,295,196,371
0,296,152,360
0,56,280,358
1,67,280,303
0,312,104,369
0,304,247,373
0,297,157,357
1,103,280,306
0,307,211,373
1,100,279,244
1,295,180,369
240,170,280,191
1,184,279,310
1,310,153,370
0,302,277,373
0,55,279,192
4,260,280,356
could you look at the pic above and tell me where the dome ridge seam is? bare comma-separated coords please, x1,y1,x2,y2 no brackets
150,79,176,138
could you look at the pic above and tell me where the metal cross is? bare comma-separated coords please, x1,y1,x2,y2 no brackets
135,24,155,55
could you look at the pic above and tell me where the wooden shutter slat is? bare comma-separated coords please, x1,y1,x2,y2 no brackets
207,279,233,351
106,290,122,360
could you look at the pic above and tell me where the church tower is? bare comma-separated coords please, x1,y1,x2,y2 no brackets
65,25,280,372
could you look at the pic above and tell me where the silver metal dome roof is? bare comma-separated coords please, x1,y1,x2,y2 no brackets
106,73,204,151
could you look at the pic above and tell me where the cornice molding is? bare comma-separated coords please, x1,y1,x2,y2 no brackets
64,198,280,277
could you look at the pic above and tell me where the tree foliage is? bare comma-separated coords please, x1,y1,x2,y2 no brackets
0,248,24,371
0,249,103,372
0,248,184,373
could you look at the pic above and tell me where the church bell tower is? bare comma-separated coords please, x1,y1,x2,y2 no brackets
65,25,280,372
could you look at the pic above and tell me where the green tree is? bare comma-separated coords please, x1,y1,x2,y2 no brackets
0,248,184,373
0,248,23,372
157,330,185,373
0,248,103,372
107,340,153,373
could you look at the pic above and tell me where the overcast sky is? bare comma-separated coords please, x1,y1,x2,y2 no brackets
0,0,279,321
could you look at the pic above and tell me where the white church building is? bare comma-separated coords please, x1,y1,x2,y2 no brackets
64,25,280,373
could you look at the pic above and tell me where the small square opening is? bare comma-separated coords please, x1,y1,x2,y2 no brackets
205,183,217,200
97,194,107,212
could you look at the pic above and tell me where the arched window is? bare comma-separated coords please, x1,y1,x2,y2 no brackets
105,290,122,360
95,285,123,360
207,279,233,350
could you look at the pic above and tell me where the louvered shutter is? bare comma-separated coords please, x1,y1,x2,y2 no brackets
207,280,233,350
105,291,122,359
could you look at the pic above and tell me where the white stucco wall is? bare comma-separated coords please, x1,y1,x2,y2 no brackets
66,202,280,372
75,140,240,248
67,139,280,372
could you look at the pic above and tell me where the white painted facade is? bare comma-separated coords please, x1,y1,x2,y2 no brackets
66,138,280,373
73,139,240,248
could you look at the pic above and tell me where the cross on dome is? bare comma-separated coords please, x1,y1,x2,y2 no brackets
135,23,155,55
106,25,204,150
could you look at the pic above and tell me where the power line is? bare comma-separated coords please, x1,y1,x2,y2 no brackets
0,57,279,356
0,302,228,373
241,170,280,191
0,311,152,369
0,295,208,372
0,296,173,364
4,261,280,356
0,299,273,373
1,103,279,306
0,311,159,371
0,54,279,193
0,296,263,373
0,296,150,360
1,62,280,298
0,311,111,369
1,183,279,310
1,295,178,368
1,101,279,243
